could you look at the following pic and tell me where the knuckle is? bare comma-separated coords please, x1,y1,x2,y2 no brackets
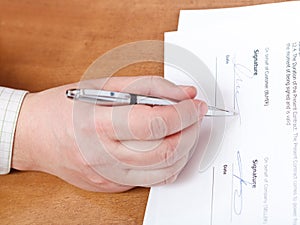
150,75,163,84
183,101,198,124
147,76,164,95
88,174,108,186
164,174,179,185
150,116,168,139
159,139,177,166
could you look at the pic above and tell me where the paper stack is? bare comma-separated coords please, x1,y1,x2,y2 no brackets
143,2,300,225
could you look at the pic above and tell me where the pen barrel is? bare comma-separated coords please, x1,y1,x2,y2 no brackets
77,96,131,106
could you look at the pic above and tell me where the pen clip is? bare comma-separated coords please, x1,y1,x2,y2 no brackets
66,89,132,105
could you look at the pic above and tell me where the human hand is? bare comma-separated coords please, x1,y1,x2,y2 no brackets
12,76,207,192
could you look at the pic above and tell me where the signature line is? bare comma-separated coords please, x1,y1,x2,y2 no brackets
233,64,236,111
210,167,215,225
215,57,218,107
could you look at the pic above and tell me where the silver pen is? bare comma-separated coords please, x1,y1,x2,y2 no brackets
66,89,236,117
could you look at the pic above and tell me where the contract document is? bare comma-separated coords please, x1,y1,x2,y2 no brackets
143,2,300,225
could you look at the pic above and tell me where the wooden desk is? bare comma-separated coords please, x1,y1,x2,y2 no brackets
0,0,285,224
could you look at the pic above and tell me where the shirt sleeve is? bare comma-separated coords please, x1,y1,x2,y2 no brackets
0,87,28,174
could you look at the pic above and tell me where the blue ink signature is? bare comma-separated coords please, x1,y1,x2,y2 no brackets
232,151,253,216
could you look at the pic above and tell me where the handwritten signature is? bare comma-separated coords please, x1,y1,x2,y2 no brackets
232,151,253,216
232,56,255,124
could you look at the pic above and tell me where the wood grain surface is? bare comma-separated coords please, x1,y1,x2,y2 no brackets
0,0,286,224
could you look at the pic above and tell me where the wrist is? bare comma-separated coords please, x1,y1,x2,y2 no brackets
12,93,37,171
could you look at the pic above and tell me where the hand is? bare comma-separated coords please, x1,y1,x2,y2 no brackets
12,76,207,192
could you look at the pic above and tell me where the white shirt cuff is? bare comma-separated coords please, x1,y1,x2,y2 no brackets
0,87,28,174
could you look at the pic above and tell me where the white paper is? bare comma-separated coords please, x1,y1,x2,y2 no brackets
143,2,300,225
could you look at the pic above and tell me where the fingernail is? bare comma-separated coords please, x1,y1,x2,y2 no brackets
184,86,197,98
199,102,208,117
